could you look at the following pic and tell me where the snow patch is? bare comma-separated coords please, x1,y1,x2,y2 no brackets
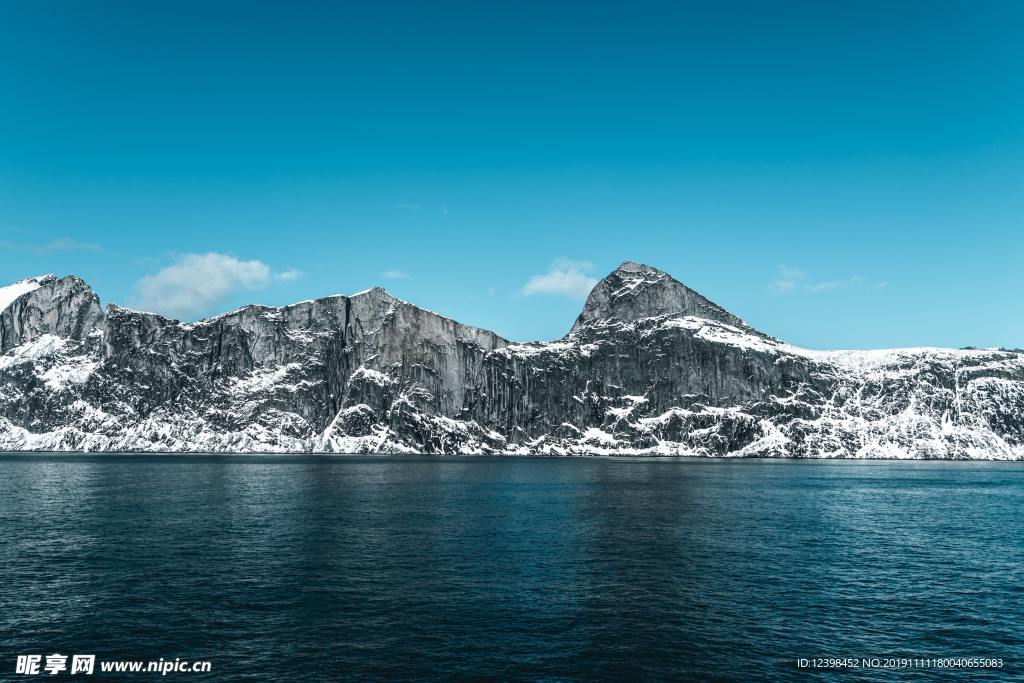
351,366,396,386
582,427,617,445
230,363,304,394
41,356,99,390
0,274,52,312
0,334,67,370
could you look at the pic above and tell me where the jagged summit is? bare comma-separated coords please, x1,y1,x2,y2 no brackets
0,274,57,312
0,275,104,353
570,261,755,334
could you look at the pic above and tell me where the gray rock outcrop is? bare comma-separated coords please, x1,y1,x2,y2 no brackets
0,263,1021,458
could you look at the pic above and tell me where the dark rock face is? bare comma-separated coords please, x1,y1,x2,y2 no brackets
571,261,753,333
0,263,1021,458
0,275,103,353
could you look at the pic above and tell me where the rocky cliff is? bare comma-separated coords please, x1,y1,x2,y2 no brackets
0,262,1021,458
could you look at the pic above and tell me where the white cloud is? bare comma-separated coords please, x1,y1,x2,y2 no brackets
805,280,839,292
773,266,881,294
134,252,286,319
276,268,304,282
1,237,103,254
37,238,102,253
807,274,865,293
772,265,805,292
521,258,598,299
382,269,411,279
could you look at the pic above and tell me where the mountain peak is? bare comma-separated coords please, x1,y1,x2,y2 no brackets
349,285,393,300
570,262,755,334
613,260,658,273
0,274,57,312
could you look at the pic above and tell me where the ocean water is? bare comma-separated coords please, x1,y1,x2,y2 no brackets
0,455,1021,681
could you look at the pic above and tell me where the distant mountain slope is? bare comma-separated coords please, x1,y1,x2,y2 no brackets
0,263,1021,458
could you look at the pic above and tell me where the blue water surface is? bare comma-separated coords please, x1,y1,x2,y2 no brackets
1,455,1021,681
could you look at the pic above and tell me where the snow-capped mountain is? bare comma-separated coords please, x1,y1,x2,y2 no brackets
1,262,1021,457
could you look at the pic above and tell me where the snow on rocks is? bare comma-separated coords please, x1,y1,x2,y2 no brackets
0,274,54,312
0,263,1021,458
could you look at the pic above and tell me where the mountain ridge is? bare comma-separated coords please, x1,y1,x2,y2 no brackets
3,263,1001,352
0,262,1021,458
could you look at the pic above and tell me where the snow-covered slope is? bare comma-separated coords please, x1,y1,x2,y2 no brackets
0,263,1021,458
0,274,55,312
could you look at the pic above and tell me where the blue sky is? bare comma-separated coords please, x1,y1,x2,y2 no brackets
1,1,1021,348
